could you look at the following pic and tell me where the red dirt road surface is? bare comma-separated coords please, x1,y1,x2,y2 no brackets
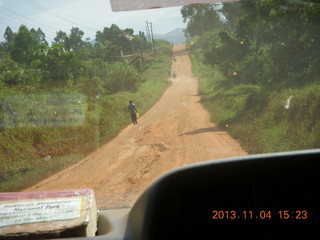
25,45,247,209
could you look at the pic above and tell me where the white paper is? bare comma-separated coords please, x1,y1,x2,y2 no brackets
0,197,83,227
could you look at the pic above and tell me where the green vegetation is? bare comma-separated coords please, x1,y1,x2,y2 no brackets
184,0,320,154
0,24,172,191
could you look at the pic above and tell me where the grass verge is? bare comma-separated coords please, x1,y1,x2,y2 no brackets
191,52,320,154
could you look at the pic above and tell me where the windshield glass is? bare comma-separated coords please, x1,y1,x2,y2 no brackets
0,0,319,209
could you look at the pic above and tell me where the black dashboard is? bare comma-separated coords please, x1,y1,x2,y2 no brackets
60,150,320,240
124,150,320,240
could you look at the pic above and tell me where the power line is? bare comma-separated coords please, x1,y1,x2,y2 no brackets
0,16,21,29
0,15,56,39
0,15,56,38
0,6,58,32
0,1,101,43
0,21,19,32
22,0,97,33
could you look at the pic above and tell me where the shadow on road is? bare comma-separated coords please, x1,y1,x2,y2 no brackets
180,127,221,136
174,48,189,56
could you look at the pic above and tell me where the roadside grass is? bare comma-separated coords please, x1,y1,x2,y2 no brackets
191,53,320,154
0,45,172,191
0,153,86,192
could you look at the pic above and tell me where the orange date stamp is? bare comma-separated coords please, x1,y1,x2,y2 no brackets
212,210,308,220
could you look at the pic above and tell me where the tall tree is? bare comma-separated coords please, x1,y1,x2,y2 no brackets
10,25,39,64
124,28,134,36
93,41,121,62
2,26,15,53
36,28,48,45
69,27,84,51
181,5,222,37
4,26,14,43
53,30,71,51
32,43,83,81
96,24,122,44
96,24,133,54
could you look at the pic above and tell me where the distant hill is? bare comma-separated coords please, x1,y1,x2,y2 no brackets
154,28,186,45
89,28,186,46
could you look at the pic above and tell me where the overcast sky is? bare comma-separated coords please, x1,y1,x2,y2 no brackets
0,0,186,43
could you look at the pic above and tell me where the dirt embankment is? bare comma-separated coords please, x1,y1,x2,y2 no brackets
25,44,247,209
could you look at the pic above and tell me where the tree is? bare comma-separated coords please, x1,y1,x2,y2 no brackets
93,41,121,62
96,24,133,55
188,0,320,86
54,30,67,44
4,26,14,43
0,57,41,85
218,2,245,33
32,43,83,81
2,26,15,54
36,28,48,45
104,62,142,93
10,25,39,65
53,27,85,52
69,27,84,51
76,38,94,60
124,28,134,36
181,5,222,37
96,24,122,44
53,30,69,50
29,28,47,45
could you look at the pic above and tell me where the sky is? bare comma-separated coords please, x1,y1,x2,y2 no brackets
0,0,187,43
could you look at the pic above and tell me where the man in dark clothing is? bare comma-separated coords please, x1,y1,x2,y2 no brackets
128,100,138,125
173,71,176,78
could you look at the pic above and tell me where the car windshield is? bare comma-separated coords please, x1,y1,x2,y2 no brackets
0,0,319,209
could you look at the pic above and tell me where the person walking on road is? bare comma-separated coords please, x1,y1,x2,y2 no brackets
128,100,138,125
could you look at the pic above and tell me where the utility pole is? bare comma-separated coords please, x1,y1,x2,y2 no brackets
138,31,144,62
149,22,155,54
146,21,152,51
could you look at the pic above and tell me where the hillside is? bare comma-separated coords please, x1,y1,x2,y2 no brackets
154,28,186,45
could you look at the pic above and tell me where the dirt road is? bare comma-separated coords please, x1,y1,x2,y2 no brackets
25,45,247,209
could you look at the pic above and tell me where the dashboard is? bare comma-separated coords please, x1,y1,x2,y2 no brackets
89,150,320,240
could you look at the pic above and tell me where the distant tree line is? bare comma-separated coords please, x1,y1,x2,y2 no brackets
0,24,151,94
